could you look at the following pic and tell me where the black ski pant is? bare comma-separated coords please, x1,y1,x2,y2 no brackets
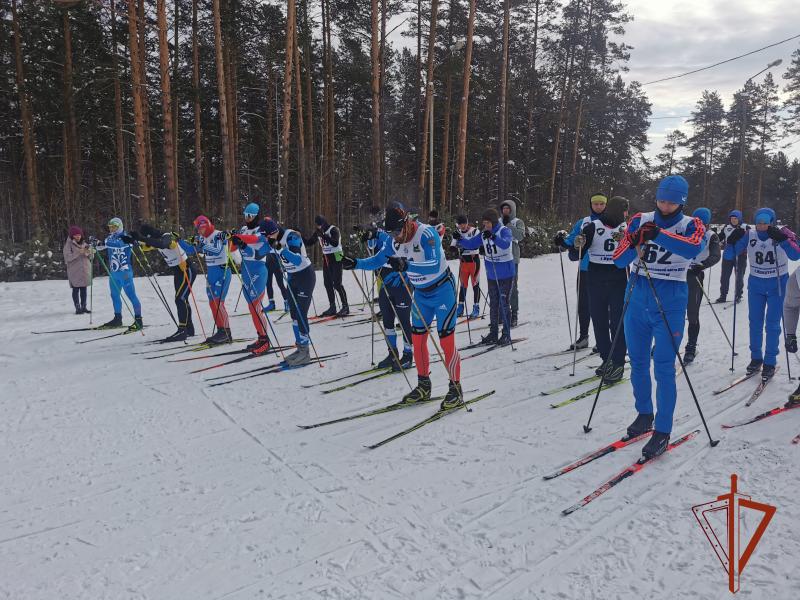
288,266,316,339
378,267,413,352
686,269,704,349
71,286,87,309
587,266,627,366
719,254,746,300
173,264,196,329
266,252,287,302
511,265,519,318
488,277,513,337
322,254,348,309
578,268,591,339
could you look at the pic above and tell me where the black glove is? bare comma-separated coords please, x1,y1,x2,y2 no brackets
726,227,745,246
387,256,409,272
689,265,704,279
360,227,378,243
231,235,248,249
502,215,511,225
120,234,136,245
786,334,798,353
340,256,357,270
130,230,142,241
321,234,333,245
88,236,99,247
639,222,661,242
267,238,281,250
482,230,495,240
451,229,462,241
767,226,788,243
553,230,568,248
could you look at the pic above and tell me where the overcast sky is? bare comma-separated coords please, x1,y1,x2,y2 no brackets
619,0,800,160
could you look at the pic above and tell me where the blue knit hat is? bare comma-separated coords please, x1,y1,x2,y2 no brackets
259,218,279,236
692,207,711,226
729,209,743,221
655,175,689,205
243,202,260,217
754,207,776,225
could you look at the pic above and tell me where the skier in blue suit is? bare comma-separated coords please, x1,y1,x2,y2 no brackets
96,217,143,332
612,175,706,459
739,207,800,377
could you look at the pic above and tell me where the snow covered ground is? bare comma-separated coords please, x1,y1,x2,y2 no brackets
1,254,798,599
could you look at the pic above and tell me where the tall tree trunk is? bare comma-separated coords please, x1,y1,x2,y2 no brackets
417,0,439,210
266,70,275,204
212,0,234,220
62,9,80,225
192,0,204,213
524,0,541,208
157,0,179,223
301,0,316,218
370,0,381,203
568,1,594,212
111,0,127,217
172,0,180,217
223,0,238,207
440,72,453,213
379,0,387,205
320,0,331,215
127,0,152,221
325,0,335,217
280,0,297,223
293,31,308,227
497,0,510,205
454,0,476,212
138,0,156,211
11,0,41,236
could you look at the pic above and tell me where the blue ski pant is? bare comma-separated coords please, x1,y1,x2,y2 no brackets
748,274,787,366
624,276,687,434
288,266,316,346
411,272,458,336
110,270,142,317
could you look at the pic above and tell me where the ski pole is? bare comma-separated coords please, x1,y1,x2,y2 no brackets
638,252,719,447
486,249,515,351
370,270,376,365
181,261,208,341
774,241,793,381
731,267,738,372
570,242,585,376
457,258,473,345
131,246,178,327
94,248,144,336
233,253,287,362
88,250,94,325
695,272,735,352
233,285,244,313
350,270,413,390
275,251,325,367
557,244,574,349
583,261,640,434
134,243,174,315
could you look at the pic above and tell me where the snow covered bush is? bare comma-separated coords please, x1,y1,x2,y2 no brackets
0,239,66,282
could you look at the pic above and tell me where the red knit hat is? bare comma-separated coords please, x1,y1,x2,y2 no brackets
68,225,83,237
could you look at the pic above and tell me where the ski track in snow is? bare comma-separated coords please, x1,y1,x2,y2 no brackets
1,256,799,599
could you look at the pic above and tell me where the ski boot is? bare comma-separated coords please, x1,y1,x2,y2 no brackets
480,331,499,346
440,381,464,410
161,327,188,343
336,304,350,317
319,306,337,317
81,305,90,314
761,363,776,380
786,334,798,353
456,303,465,318
714,295,727,304
401,376,431,404
392,350,413,372
510,311,518,328
265,300,276,312
683,345,697,365
247,336,271,355
785,383,800,408
626,412,654,439
497,330,512,347
470,304,481,320
734,295,743,304
569,335,589,350
604,363,625,383
100,314,123,329
376,351,397,369
74,303,82,315
641,431,670,460
746,359,763,375
284,344,311,366
206,327,233,346
126,316,143,333
186,322,195,337
594,360,610,377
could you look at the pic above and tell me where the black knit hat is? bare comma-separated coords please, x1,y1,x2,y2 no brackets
455,214,468,225
383,202,408,233
482,208,499,225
